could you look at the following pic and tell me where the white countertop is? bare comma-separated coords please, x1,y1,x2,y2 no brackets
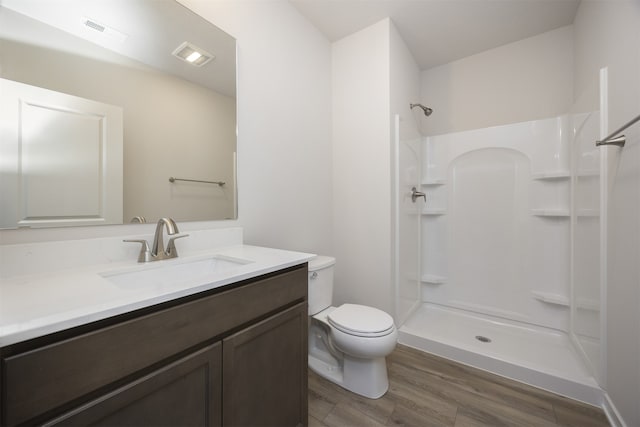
0,245,314,346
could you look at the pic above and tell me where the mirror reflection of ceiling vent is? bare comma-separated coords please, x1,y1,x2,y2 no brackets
172,42,214,67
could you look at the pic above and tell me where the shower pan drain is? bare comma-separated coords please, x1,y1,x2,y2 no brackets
475,335,491,343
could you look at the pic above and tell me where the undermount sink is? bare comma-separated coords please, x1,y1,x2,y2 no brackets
100,255,252,290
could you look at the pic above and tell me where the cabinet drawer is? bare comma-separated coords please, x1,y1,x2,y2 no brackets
2,265,307,426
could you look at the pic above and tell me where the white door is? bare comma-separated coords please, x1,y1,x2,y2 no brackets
0,78,123,228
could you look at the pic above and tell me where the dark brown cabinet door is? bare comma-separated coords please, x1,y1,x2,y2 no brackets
44,343,222,427
222,303,308,427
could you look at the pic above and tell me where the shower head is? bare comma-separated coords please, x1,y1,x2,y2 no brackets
410,103,433,117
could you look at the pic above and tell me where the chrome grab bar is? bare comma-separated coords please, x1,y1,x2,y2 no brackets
596,113,640,147
169,176,225,186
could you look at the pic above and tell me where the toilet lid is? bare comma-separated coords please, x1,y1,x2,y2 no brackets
328,304,395,337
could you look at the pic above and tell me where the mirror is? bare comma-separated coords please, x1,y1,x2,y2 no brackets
0,0,237,229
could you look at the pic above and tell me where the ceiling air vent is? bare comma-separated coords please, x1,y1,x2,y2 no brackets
82,17,128,42
84,19,105,33
172,42,214,67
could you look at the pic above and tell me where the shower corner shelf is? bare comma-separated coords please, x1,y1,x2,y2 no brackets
421,179,446,186
421,274,446,285
531,209,570,217
531,171,570,180
531,291,569,307
421,209,446,216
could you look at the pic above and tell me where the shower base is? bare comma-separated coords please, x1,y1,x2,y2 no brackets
398,303,603,406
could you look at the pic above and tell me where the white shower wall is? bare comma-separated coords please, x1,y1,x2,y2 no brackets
394,113,422,326
396,112,607,403
571,110,602,384
421,116,574,331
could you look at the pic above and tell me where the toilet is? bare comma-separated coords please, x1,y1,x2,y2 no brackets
308,256,397,399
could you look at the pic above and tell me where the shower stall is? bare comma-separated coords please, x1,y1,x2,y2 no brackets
393,72,614,405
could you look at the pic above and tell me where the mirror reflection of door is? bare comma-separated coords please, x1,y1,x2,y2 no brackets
0,78,123,228
0,1,238,227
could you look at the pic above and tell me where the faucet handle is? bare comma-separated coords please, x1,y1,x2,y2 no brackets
166,234,189,258
123,239,152,263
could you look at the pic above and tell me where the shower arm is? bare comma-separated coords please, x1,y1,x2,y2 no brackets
410,103,433,117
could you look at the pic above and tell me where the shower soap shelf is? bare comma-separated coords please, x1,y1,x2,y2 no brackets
531,209,570,217
531,291,569,307
531,171,570,180
406,209,445,216
531,209,599,218
421,274,446,285
421,209,445,216
421,179,446,186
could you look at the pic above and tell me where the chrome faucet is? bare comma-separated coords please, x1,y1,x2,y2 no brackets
124,218,188,262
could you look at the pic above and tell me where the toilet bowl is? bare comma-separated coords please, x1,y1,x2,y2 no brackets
308,256,397,399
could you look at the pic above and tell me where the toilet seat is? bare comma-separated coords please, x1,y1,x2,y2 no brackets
328,304,395,338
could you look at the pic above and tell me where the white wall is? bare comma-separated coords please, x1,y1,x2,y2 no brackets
0,1,333,257
332,19,393,314
161,0,333,254
390,23,422,142
331,19,420,318
573,2,640,425
390,21,422,323
421,25,574,136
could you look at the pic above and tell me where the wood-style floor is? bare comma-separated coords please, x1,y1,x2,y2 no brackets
308,345,610,427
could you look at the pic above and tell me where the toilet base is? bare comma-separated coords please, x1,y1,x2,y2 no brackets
309,353,389,399
309,354,343,385
309,311,393,399
343,356,389,398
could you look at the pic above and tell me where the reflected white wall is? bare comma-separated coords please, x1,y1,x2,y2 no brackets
0,25,236,224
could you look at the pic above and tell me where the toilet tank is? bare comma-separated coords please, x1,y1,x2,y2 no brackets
308,256,336,315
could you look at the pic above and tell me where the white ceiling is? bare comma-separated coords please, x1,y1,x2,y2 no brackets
288,0,580,70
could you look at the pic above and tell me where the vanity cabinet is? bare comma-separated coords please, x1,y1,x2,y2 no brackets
0,264,308,427
45,344,222,426
223,303,307,426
